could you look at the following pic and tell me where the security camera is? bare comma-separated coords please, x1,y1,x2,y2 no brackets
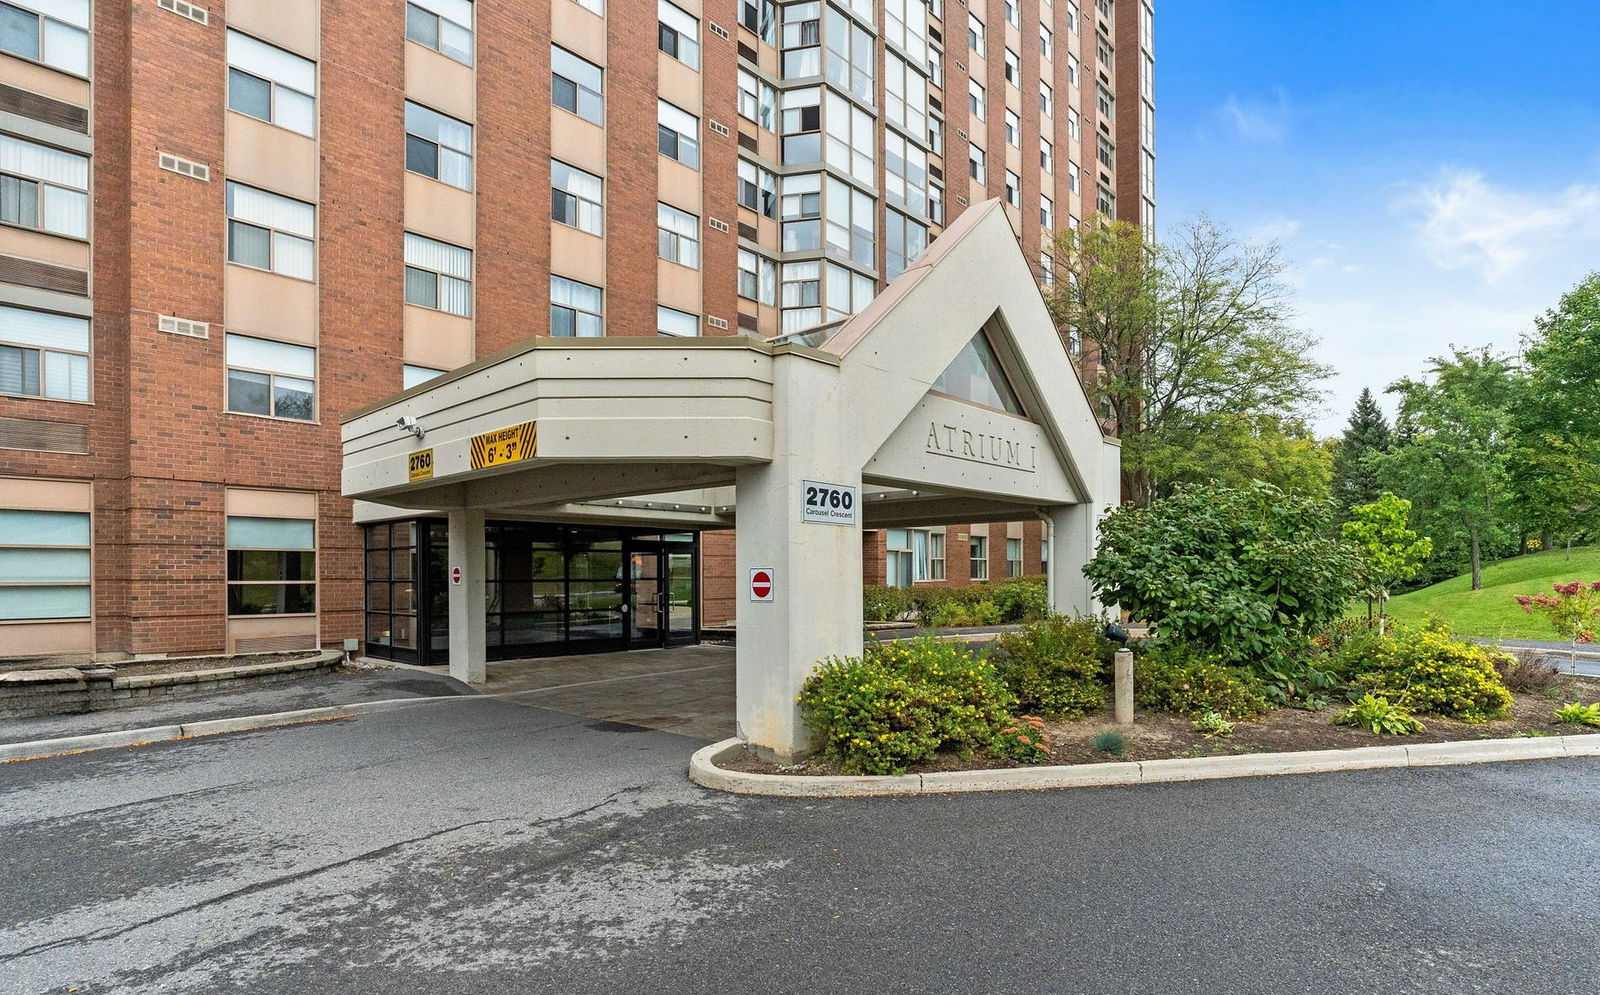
394,415,425,440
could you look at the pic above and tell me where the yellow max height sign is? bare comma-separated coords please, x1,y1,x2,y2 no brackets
470,421,537,470
407,449,435,482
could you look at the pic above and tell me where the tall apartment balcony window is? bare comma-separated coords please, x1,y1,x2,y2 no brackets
657,100,701,169
884,130,928,217
1040,194,1053,229
1143,149,1156,199
1142,53,1154,102
824,4,874,106
884,53,927,141
823,176,874,267
226,31,316,137
928,180,943,225
226,516,316,616
1067,106,1080,141
1067,53,1080,87
0,0,88,77
550,276,603,337
1096,183,1115,216
780,260,821,332
780,87,821,162
552,46,604,125
1003,108,1019,147
0,305,88,402
404,233,472,317
737,69,776,131
1097,134,1115,169
1067,2,1080,35
656,306,698,337
1142,1,1154,51
884,0,927,66
1003,48,1019,87
780,2,821,77
927,110,943,156
1096,31,1114,71
927,39,943,89
403,364,445,389
884,209,927,280
1040,136,1054,173
966,12,984,57
1039,24,1052,61
1068,158,1080,193
1004,170,1020,208
658,1,701,69
1143,197,1156,233
226,181,315,280
406,0,474,66
551,159,604,235
1097,0,1114,22
1003,0,1019,27
824,91,874,185
780,172,821,251
740,0,777,44
1097,84,1115,120
737,249,778,305
1038,80,1053,117
737,158,778,218
225,334,316,421
405,101,473,190
825,262,874,322
968,144,985,184
657,202,701,268
967,78,985,121
0,134,87,238
1142,99,1155,149
0,507,90,622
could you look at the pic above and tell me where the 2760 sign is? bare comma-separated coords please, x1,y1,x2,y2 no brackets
801,479,857,526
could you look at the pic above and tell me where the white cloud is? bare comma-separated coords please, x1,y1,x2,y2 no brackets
1247,213,1303,242
1217,90,1292,143
1392,167,1600,283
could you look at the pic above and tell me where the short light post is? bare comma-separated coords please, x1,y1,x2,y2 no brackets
1114,648,1134,726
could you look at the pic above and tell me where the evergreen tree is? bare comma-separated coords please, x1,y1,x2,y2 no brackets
1331,388,1392,510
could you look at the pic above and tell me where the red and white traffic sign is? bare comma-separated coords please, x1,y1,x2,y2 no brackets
450,566,462,586
749,567,775,602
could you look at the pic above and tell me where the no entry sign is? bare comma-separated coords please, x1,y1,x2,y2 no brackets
749,567,775,602
450,566,462,586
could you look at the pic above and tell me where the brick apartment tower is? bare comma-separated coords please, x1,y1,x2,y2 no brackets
0,0,1153,660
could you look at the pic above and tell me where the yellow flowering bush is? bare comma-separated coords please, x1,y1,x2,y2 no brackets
1349,618,1514,722
1132,642,1273,720
798,638,1016,775
991,615,1112,718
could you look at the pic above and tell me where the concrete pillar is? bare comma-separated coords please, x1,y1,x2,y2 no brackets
1045,504,1096,617
1114,648,1134,725
735,352,861,763
447,508,487,685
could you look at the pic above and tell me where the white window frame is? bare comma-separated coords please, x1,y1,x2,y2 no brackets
225,181,316,281
0,0,88,77
406,0,474,66
0,304,89,402
225,333,316,421
657,100,701,168
0,133,88,239
658,0,701,69
656,202,701,268
551,45,604,125
404,232,472,318
226,30,316,138
404,100,474,191
551,159,604,236
550,275,603,337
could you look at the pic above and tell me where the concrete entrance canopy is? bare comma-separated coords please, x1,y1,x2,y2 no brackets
341,201,1120,760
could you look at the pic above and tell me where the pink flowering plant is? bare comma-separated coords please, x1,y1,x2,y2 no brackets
1515,581,1600,674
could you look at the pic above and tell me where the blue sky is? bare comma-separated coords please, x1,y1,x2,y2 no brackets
1155,0,1600,435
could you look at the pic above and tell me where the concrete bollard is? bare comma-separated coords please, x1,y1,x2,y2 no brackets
1114,648,1134,726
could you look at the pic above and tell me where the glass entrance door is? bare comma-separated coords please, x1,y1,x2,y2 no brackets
627,548,663,645
665,551,696,644
624,538,699,648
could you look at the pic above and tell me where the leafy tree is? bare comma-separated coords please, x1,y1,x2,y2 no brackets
1373,349,1517,591
1083,481,1363,668
1341,493,1433,633
1331,388,1392,511
1044,216,1330,505
1142,412,1333,498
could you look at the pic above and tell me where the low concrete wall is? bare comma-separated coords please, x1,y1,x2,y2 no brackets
0,652,344,720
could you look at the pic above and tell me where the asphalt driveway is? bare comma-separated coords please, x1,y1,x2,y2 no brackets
3,695,1598,994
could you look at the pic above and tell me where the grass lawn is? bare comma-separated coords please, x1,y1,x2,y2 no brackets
1377,545,1600,641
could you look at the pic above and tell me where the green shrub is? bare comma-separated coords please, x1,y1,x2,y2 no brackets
1334,694,1424,735
989,576,1050,622
863,585,912,623
1084,481,1364,668
991,615,1112,718
1090,729,1129,755
1554,702,1600,728
969,601,1002,626
798,637,1016,775
1347,619,1514,722
1133,642,1273,720
989,715,1052,764
926,601,967,629
1193,711,1235,737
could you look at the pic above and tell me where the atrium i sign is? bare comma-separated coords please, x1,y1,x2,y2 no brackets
924,420,1039,473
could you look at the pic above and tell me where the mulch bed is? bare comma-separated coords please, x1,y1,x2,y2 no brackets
723,674,1600,777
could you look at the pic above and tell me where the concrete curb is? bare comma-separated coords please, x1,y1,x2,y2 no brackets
0,694,478,763
688,733,1600,797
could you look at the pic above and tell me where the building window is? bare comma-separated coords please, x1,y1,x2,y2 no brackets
658,0,700,69
657,202,700,268
1096,30,1114,70
779,2,820,77
1068,52,1080,87
737,158,778,218
1068,159,1080,193
780,86,822,163
1097,183,1116,216
404,233,472,317
1068,1,1080,34
824,177,874,267
657,100,700,168
656,306,698,337
823,4,873,104
1006,538,1022,577
0,507,90,621
405,101,473,190
1039,80,1053,117
1039,24,1053,61
887,529,947,587
226,334,315,421
572,0,604,12
884,130,928,217
885,529,912,588
1003,0,1019,27
1067,106,1080,140
403,364,444,389
824,262,875,323
1097,133,1116,169
551,159,603,235
1040,539,1049,574
225,181,315,280
824,90,875,185
780,171,822,252
1097,84,1116,120
737,248,777,305
779,260,821,333
226,31,316,137
406,0,473,66
1040,194,1053,229
0,305,88,402
929,532,946,580
968,144,985,183
740,0,776,43
226,515,316,616
0,0,88,76
929,180,943,225
550,275,603,337
737,69,776,130
885,0,928,66
551,46,604,125
1003,48,1019,86
0,133,88,238
1004,108,1019,147
927,110,943,156
966,12,984,57
967,78,985,121
884,53,927,140
969,535,989,581
884,209,927,280
1004,170,1020,208
1039,250,1054,286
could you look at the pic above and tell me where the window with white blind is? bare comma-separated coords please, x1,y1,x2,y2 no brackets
825,90,875,185
657,100,700,168
225,181,315,280
658,0,700,69
226,31,316,137
883,53,926,141
0,305,88,402
968,78,985,120
656,202,700,268
551,159,603,235
1006,538,1022,577
227,516,315,616
969,535,989,580
226,334,315,421
405,101,473,190
737,248,777,305
0,0,88,76
0,508,90,621
406,0,473,65
0,133,88,238
550,275,602,337
737,158,778,218
551,46,604,125
404,233,471,317
737,69,776,130
1004,108,1019,147
656,306,698,337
